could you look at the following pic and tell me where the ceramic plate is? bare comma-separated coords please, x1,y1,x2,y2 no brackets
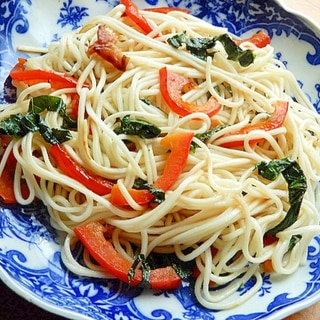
1,0,320,319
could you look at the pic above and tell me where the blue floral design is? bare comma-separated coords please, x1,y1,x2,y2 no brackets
238,272,272,297
57,0,89,30
96,0,120,7
0,0,31,52
0,202,58,243
258,273,272,296
0,0,31,103
313,84,320,113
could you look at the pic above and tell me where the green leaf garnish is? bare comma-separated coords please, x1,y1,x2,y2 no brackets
128,251,196,288
29,95,77,128
167,32,255,67
288,234,302,250
128,254,151,288
0,95,73,144
191,125,227,152
114,115,161,139
256,158,307,237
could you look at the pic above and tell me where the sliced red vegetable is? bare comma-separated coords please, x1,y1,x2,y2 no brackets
159,67,221,117
0,151,19,204
110,132,194,207
120,0,154,35
262,259,274,273
10,58,89,90
69,93,90,122
219,100,289,148
263,233,278,246
234,30,271,48
149,265,181,290
143,7,190,14
0,149,30,204
69,93,80,120
153,131,194,191
74,221,181,289
110,184,153,206
49,144,113,195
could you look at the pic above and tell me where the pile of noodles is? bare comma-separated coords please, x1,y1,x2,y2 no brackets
1,4,320,309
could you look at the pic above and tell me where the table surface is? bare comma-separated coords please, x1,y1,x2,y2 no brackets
1,1,320,320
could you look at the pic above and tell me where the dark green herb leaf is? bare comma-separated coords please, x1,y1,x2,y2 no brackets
29,95,65,113
38,116,72,144
128,254,151,289
256,158,292,180
167,32,255,66
167,32,216,60
0,95,73,144
20,113,40,133
149,188,165,204
133,178,165,204
167,32,189,48
256,158,307,237
51,128,73,144
38,118,58,144
29,95,77,129
114,115,161,139
128,251,195,288
288,234,302,250
0,113,26,136
215,34,255,67
128,255,139,285
146,250,196,279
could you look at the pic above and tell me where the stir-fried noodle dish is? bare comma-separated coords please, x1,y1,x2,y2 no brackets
1,1,320,309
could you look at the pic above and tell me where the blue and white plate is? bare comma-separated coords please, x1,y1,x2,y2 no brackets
1,1,320,319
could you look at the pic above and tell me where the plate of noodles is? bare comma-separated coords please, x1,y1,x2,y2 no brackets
1,0,320,319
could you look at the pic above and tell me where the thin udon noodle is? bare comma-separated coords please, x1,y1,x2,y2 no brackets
2,4,320,309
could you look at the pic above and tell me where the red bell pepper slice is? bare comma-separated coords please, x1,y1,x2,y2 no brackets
74,221,181,289
153,131,194,191
143,7,190,14
120,0,154,35
263,233,278,246
110,184,154,206
69,93,80,120
49,144,113,195
234,30,271,48
110,132,194,206
219,100,289,148
159,67,221,117
0,148,30,204
10,58,89,90
0,150,19,204
262,259,274,273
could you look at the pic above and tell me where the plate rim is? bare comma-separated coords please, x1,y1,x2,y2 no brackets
1,0,320,319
